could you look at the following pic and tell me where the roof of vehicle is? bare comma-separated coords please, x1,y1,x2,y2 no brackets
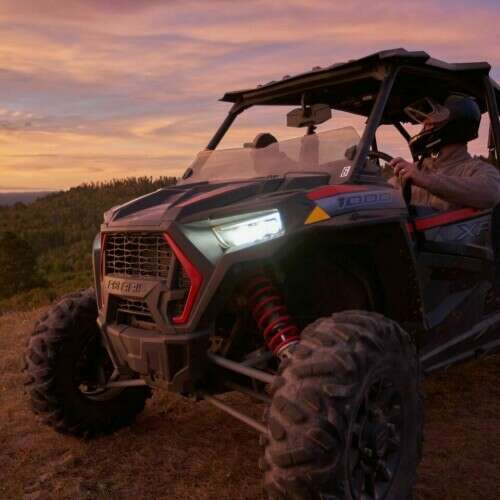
221,48,500,123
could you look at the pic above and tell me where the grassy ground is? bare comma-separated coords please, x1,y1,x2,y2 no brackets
0,308,498,499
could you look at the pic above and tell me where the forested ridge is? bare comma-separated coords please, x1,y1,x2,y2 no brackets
0,177,176,312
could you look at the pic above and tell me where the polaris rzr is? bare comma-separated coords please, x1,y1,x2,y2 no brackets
25,49,500,500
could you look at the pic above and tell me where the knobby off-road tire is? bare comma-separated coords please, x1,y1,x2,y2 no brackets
262,311,423,500
24,288,151,436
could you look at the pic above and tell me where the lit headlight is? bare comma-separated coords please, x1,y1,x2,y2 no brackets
213,210,284,248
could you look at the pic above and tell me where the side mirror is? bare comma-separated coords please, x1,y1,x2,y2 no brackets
287,103,331,128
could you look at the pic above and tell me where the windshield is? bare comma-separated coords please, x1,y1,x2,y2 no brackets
183,126,360,183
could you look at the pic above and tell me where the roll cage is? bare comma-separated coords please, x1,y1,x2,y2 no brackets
206,48,500,182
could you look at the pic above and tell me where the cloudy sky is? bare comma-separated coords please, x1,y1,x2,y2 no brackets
0,0,498,191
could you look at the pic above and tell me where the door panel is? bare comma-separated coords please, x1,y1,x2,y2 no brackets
412,208,494,337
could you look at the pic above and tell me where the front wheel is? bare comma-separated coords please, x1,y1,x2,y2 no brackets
24,289,151,436
262,310,423,500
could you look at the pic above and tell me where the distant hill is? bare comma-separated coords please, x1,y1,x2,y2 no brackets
0,191,54,206
0,176,176,312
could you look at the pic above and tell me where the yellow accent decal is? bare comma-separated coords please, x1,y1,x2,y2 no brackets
305,206,330,225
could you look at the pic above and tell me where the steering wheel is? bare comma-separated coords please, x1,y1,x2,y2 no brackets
364,150,394,179
366,150,412,206
366,150,394,164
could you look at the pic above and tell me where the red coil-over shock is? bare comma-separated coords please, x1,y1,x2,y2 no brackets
246,274,300,357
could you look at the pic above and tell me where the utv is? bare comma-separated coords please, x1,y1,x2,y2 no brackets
25,49,500,499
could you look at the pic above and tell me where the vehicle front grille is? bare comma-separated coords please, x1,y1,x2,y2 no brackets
116,298,154,323
104,232,173,279
103,231,193,325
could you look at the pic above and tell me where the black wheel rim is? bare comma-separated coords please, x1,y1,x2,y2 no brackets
348,375,403,500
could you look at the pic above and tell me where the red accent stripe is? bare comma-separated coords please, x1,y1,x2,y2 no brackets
307,184,369,201
414,208,481,231
99,233,107,308
164,233,204,325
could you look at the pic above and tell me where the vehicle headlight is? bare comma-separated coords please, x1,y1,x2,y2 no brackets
212,210,284,248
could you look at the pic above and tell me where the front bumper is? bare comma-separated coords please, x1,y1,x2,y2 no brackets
95,227,213,393
100,320,210,393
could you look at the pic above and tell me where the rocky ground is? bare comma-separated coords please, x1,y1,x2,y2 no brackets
0,308,498,499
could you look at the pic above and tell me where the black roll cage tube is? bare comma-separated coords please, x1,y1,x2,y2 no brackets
206,102,248,151
350,67,399,180
484,75,500,168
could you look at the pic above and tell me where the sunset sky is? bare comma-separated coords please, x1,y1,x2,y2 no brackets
0,0,499,191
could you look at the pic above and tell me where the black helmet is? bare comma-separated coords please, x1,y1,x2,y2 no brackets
406,94,481,158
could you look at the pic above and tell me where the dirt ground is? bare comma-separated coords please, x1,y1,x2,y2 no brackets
0,309,498,500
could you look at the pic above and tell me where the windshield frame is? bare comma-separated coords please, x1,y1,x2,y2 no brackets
194,68,400,184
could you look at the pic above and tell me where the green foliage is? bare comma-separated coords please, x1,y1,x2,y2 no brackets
0,231,42,298
0,176,176,312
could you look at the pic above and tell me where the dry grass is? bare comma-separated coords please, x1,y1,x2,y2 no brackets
0,309,498,499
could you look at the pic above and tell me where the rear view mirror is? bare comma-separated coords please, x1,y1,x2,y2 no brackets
287,103,332,128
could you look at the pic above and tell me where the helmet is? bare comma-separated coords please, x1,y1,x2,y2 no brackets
406,94,481,158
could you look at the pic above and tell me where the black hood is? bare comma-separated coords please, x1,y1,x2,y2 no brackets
103,175,329,228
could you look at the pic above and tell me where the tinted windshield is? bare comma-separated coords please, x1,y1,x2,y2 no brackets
183,126,360,183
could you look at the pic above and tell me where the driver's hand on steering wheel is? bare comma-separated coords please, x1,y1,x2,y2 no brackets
390,157,430,188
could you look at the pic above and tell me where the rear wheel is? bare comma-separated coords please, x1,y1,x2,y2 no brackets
24,289,151,436
262,310,423,499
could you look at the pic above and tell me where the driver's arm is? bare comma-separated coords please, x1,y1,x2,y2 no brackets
422,161,500,209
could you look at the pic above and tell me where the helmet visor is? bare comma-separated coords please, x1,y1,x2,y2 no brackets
404,97,450,125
